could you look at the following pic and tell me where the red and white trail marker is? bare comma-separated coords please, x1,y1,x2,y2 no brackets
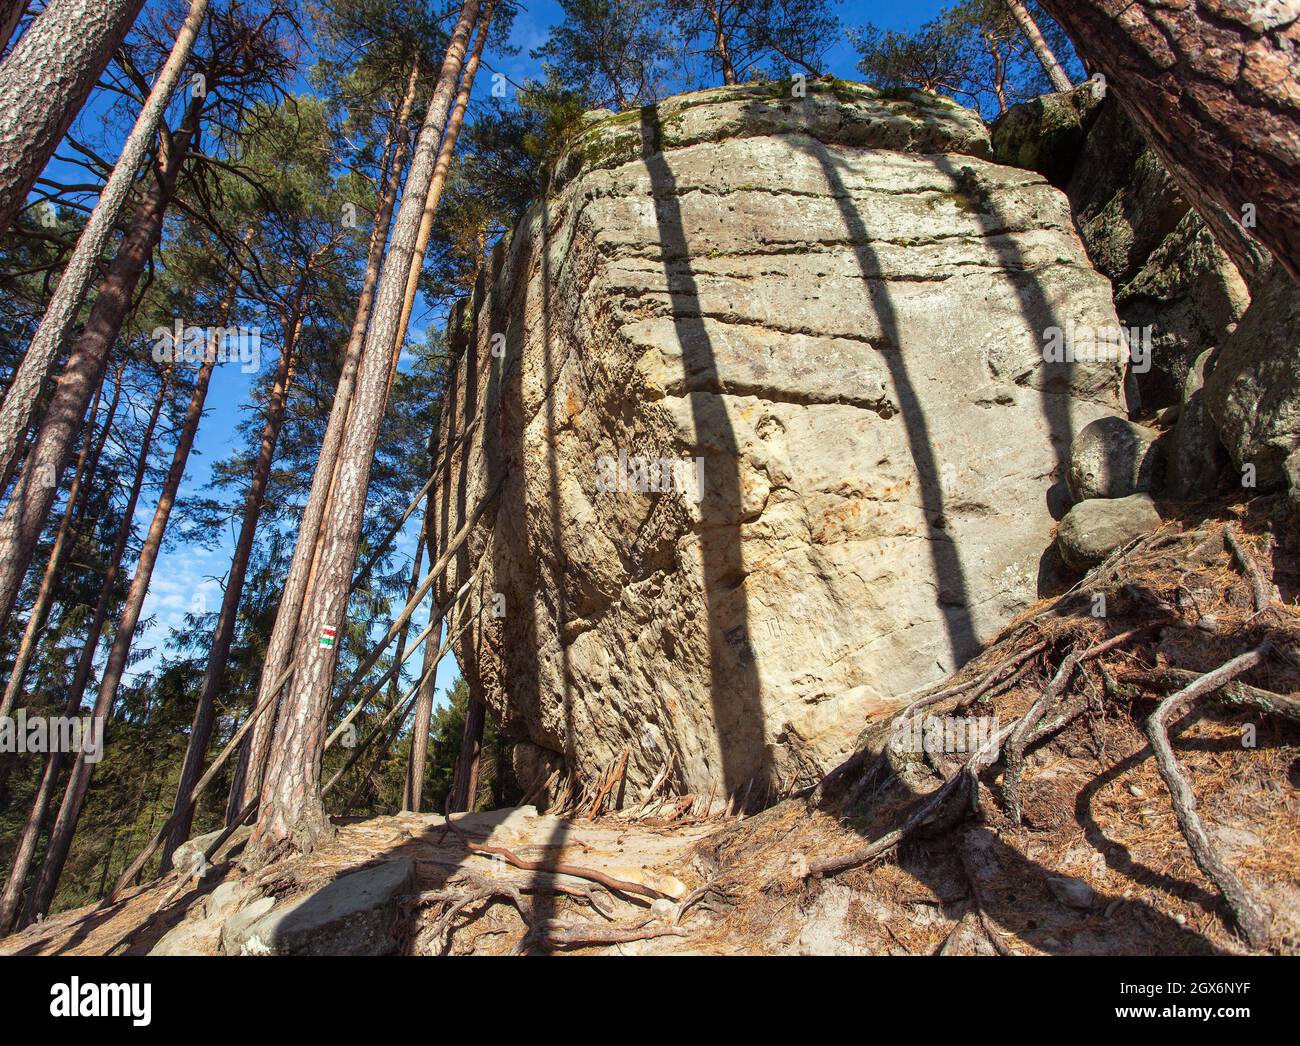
319,625,337,649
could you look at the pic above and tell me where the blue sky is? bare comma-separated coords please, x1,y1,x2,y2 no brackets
85,0,955,706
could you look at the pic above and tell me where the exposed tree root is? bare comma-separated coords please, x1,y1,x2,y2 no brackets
440,817,675,901
1004,627,1149,824
524,917,688,951
954,826,1016,957
1224,526,1274,613
782,510,1300,953
1145,644,1276,947
806,719,1015,878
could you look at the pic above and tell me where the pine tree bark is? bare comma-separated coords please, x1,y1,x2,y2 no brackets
402,609,440,813
24,317,222,921
1036,0,1294,284
237,59,422,812
247,0,485,862
0,369,167,935
704,0,737,84
402,432,442,813
0,0,26,54
0,0,148,232
450,697,485,812
160,271,303,870
75,360,126,523
1002,0,1072,92
0,0,208,474
395,0,495,343
0,380,106,719
0,97,200,650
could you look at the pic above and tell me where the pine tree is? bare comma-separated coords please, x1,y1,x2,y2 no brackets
247,0,488,863
0,0,148,231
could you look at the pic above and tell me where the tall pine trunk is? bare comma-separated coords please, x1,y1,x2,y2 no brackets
24,305,224,921
0,0,147,232
0,98,200,646
0,370,167,934
1037,0,1289,284
450,698,485,812
0,0,208,474
395,0,494,341
402,430,442,813
160,270,304,869
247,0,485,863
0,380,107,719
704,0,737,85
388,9,497,812
237,59,423,812
1002,0,1071,92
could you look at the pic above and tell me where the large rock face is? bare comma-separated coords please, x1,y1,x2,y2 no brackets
433,82,1125,800
995,89,1250,410
1205,262,1300,491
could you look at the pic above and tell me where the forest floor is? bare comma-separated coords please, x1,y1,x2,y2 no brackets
4,500,1298,956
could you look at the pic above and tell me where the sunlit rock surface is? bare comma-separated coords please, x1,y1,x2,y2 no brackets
431,82,1125,799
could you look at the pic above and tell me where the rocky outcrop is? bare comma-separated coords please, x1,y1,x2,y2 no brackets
996,89,1249,410
1169,348,1228,501
433,82,1126,799
1205,263,1300,492
220,859,414,956
989,79,1104,188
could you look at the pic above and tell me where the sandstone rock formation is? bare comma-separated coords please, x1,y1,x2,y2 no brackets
1169,348,1228,501
432,82,1126,800
1205,262,1300,492
995,89,1249,409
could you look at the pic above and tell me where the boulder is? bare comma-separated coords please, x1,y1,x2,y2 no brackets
1067,416,1165,502
1056,495,1162,570
167,824,251,878
1205,263,1300,490
221,859,415,956
1063,98,1248,409
1169,348,1228,500
433,82,1126,796
990,82,1104,187
149,879,261,957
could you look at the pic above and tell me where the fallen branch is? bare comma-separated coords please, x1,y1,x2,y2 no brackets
633,753,675,816
587,746,629,819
